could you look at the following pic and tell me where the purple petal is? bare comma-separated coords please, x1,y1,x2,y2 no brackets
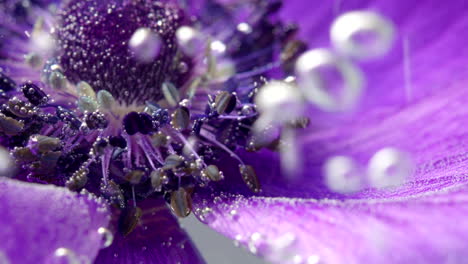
94,198,205,264
228,84,468,199
280,0,468,111
205,0,468,199
0,177,110,264
192,185,468,264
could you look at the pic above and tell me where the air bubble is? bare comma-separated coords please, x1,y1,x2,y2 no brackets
176,26,204,56
97,227,114,248
254,81,304,130
129,28,161,63
54,248,80,264
295,49,364,112
324,155,364,193
367,147,413,188
237,22,252,34
331,11,395,60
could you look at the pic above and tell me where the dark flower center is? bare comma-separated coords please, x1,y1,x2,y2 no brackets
56,0,191,105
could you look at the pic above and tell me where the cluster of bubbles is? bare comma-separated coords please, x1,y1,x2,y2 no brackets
324,147,414,194
253,11,404,186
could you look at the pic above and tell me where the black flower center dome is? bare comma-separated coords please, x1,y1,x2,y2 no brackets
57,0,190,104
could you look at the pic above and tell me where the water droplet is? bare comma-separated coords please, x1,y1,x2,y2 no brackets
210,40,227,56
248,232,263,254
129,28,161,63
324,155,364,193
198,207,216,223
54,248,80,264
254,81,303,130
97,227,114,248
237,22,252,34
295,48,364,112
367,147,413,188
234,234,243,247
176,26,204,56
331,11,395,60
307,255,321,264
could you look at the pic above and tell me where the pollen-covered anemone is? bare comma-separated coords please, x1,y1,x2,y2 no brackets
3,0,468,263
0,0,306,262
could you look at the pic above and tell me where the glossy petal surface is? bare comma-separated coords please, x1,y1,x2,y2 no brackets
0,177,110,264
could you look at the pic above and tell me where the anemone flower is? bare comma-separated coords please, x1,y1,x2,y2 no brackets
1,0,468,263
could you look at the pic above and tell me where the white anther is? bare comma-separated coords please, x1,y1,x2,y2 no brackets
296,48,364,112
331,11,395,60
324,155,364,193
367,147,413,188
129,27,161,62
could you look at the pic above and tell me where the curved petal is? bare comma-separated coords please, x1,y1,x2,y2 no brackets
205,0,468,199
222,85,468,199
0,177,110,264
279,0,468,114
94,198,206,264
193,185,468,264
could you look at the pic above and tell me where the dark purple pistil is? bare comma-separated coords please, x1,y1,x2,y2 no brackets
56,0,191,105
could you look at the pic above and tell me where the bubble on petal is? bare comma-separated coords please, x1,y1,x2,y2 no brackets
324,155,364,193
129,27,162,63
237,22,252,34
295,49,364,112
97,227,114,249
254,81,304,131
367,147,413,188
176,26,204,56
330,11,395,60
54,248,80,264
210,40,227,56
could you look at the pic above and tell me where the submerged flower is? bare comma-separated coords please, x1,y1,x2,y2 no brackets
1,0,468,263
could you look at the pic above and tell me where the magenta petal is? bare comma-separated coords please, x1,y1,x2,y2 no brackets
0,177,110,264
94,198,205,264
193,185,468,264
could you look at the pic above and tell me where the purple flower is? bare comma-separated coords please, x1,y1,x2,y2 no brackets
1,0,467,263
